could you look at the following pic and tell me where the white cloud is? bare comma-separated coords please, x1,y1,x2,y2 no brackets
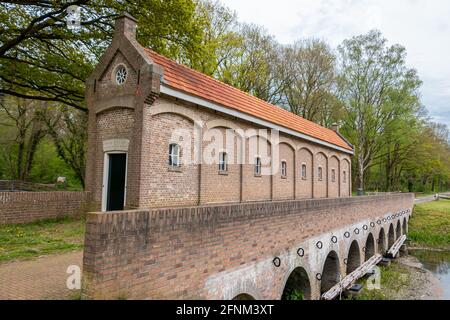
221,0,450,127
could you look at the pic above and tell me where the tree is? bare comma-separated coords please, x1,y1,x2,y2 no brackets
0,0,209,111
337,30,422,191
0,96,47,180
194,0,242,76
217,23,288,105
282,39,337,125
42,105,87,188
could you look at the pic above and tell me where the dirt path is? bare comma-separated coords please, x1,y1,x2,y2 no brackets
0,251,82,300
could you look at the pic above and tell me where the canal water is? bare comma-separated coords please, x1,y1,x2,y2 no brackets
409,249,450,300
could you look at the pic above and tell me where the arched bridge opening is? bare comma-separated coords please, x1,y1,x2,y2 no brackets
320,251,340,295
364,233,375,261
346,241,361,274
281,267,311,300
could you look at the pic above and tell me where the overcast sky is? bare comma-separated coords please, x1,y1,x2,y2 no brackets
221,0,450,128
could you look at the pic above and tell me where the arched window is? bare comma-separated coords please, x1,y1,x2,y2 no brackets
331,169,336,182
219,152,228,172
255,157,262,176
318,166,323,181
281,161,287,178
168,144,180,167
301,164,307,180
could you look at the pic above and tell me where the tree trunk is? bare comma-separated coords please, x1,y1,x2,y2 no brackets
358,153,364,190
23,119,44,181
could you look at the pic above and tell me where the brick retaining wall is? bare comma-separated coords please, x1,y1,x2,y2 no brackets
82,193,414,300
0,191,90,225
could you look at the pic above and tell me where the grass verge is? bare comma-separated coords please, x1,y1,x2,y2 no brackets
409,199,450,249
0,216,85,263
354,262,411,300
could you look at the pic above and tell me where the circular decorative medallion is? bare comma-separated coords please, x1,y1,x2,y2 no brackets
273,257,281,267
115,66,127,85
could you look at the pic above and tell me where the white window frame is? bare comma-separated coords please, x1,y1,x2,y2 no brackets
318,166,323,181
301,163,307,180
255,157,262,176
219,152,228,172
281,161,287,178
101,151,128,212
169,143,181,167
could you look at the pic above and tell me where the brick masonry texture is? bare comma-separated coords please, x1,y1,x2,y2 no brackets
81,15,411,301
84,15,353,212
86,95,353,210
82,193,414,300
0,191,90,224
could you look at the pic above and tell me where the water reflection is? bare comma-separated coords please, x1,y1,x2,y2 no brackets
409,249,450,300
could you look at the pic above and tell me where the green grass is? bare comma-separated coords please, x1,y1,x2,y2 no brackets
0,216,85,263
354,263,411,300
409,199,450,249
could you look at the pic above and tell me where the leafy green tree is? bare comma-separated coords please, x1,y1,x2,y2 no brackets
282,39,337,125
217,23,288,104
337,30,422,191
0,0,210,111
194,0,242,76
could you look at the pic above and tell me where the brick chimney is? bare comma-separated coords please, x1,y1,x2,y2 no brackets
114,12,137,39
331,123,339,133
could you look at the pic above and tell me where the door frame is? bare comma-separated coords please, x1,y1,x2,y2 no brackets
101,151,128,212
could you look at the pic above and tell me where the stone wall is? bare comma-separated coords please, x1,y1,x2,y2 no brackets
82,193,413,300
0,191,90,225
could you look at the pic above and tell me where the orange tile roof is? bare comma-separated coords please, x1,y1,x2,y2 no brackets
144,48,353,152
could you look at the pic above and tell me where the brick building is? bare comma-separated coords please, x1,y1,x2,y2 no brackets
85,13,354,212
81,14,415,300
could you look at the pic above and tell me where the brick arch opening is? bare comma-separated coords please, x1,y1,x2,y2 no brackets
297,147,313,199
281,267,311,300
396,220,402,239
346,241,361,274
378,228,386,254
388,224,395,249
320,251,340,295
232,294,255,300
328,155,340,198
402,217,407,235
364,233,376,261
314,152,328,198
